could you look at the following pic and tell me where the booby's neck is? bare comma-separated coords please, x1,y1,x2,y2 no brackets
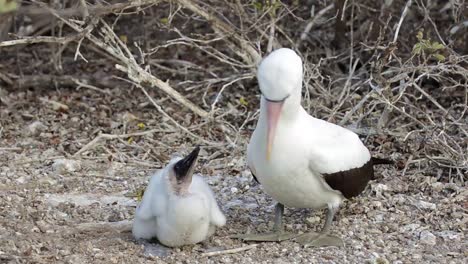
260,86,302,122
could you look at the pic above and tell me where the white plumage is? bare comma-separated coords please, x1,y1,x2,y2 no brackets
248,48,371,209
241,48,384,246
132,147,226,247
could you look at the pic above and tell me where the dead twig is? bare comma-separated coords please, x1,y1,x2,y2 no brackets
392,0,412,44
74,129,164,157
137,83,221,146
298,4,334,47
201,244,258,257
32,0,209,118
175,0,261,65
10,74,116,91
0,35,77,47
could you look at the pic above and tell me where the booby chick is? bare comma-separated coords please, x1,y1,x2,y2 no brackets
238,48,391,247
132,146,226,247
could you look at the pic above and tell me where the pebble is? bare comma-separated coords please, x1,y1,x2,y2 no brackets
27,121,47,136
437,230,461,240
419,230,437,245
413,200,437,210
306,216,320,225
400,223,420,233
372,183,389,197
52,159,82,173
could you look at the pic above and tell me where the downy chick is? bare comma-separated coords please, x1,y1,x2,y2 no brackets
132,146,226,247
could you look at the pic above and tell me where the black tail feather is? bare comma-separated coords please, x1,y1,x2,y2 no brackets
371,157,393,165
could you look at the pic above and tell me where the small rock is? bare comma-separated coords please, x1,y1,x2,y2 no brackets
400,223,420,233
437,231,461,241
306,216,321,225
374,257,389,264
40,97,69,112
413,200,437,210
431,182,444,192
52,159,81,173
21,113,34,120
230,187,238,194
16,176,27,184
419,230,436,245
374,214,384,223
372,183,389,197
27,121,47,136
121,112,138,123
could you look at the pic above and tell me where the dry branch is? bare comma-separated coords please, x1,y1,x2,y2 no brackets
19,0,161,18
1,35,62,46
10,74,114,92
74,129,164,157
201,244,258,257
32,0,209,118
175,0,261,65
1,0,466,183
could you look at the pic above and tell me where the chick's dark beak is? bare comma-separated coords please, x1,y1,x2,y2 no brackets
174,146,200,183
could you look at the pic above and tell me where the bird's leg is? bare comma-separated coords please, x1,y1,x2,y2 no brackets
272,203,284,233
232,203,299,242
295,205,344,247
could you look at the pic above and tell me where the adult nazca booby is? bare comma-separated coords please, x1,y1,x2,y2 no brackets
239,48,391,247
132,146,226,247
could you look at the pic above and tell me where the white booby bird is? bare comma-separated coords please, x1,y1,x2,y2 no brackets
132,146,226,247
239,48,391,247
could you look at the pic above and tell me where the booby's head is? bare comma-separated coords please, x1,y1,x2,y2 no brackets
257,48,303,160
167,146,200,195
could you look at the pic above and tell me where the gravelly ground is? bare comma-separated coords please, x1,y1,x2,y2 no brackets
0,88,466,264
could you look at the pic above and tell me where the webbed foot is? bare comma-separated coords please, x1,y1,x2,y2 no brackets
231,231,299,242
296,232,344,247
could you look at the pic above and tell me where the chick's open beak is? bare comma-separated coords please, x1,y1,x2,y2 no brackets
174,146,200,183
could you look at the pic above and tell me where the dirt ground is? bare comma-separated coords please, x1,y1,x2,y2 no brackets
1,0,467,263
0,86,466,264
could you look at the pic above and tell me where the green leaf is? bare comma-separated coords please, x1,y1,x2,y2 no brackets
253,1,263,10
160,18,169,24
432,53,445,61
0,0,17,14
430,42,445,51
136,189,145,201
412,43,422,55
239,97,248,106
137,122,145,129
416,30,423,40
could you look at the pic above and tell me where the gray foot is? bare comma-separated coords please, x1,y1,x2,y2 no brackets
296,232,344,247
136,239,171,257
231,232,299,242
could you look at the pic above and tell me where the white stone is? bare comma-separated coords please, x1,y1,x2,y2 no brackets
413,200,437,210
419,230,437,245
52,159,81,173
401,223,420,233
437,231,461,240
16,176,27,184
372,183,389,197
306,216,321,224
27,121,47,136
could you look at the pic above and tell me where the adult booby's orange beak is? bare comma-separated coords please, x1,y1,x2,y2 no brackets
266,100,284,160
